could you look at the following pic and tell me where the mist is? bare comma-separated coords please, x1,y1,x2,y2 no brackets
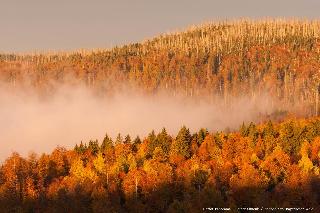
0,84,276,160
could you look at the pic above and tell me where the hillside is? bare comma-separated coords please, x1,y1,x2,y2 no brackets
1,19,320,116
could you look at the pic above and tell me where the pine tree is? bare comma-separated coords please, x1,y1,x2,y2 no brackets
88,140,99,155
124,134,131,144
240,122,249,137
74,144,79,153
101,133,113,151
75,141,87,154
133,136,142,145
147,130,156,143
115,133,123,145
171,126,192,158
156,128,172,154
132,136,142,152
263,120,277,138
196,128,208,145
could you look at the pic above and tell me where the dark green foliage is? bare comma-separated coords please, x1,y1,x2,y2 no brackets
133,136,142,145
171,126,192,158
213,133,223,149
74,141,87,154
149,128,172,156
280,121,306,156
132,136,142,152
101,133,113,151
191,169,209,190
88,140,99,155
240,122,249,137
196,128,208,145
146,130,156,157
147,130,156,144
115,133,123,145
124,134,131,144
305,119,320,142
263,121,277,138
240,122,259,144
248,123,259,144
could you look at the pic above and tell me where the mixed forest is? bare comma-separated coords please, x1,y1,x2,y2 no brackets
1,19,320,115
1,19,320,212
1,118,320,212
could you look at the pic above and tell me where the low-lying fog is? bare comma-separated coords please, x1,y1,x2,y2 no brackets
0,84,275,160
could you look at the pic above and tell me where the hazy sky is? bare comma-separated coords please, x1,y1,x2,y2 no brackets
1,0,319,53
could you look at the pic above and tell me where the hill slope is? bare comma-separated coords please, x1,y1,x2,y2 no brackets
1,19,320,115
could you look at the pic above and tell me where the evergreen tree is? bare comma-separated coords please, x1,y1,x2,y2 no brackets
124,134,131,144
146,130,157,157
147,128,172,156
240,122,249,137
247,122,259,145
101,133,113,151
263,120,277,138
115,133,123,145
133,136,142,145
88,140,99,155
196,128,208,145
74,144,79,153
132,136,142,152
75,141,87,154
156,128,172,155
171,126,192,158
147,130,156,144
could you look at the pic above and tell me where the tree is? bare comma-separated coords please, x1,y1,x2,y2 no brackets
148,128,172,156
298,141,314,173
198,134,221,161
279,121,305,157
152,147,167,162
70,157,97,182
101,133,113,151
75,141,87,154
93,153,106,175
115,133,123,145
1,152,28,206
170,126,192,158
260,145,290,188
196,128,208,146
124,134,131,144
132,136,142,153
230,163,268,206
88,140,99,155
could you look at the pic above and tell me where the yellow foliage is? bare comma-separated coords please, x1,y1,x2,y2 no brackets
93,153,106,174
70,158,97,182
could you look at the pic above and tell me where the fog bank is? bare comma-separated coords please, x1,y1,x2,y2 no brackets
0,85,275,160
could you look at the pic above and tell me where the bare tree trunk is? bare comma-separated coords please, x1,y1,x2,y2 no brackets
316,90,319,116
135,177,138,199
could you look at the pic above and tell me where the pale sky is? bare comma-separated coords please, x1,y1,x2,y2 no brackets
1,0,319,53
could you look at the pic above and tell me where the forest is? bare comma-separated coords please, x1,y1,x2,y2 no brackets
1,19,320,212
1,118,320,212
1,19,320,116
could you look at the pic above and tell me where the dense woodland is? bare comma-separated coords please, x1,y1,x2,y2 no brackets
1,19,320,212
1,19,320,115
1,118,320,212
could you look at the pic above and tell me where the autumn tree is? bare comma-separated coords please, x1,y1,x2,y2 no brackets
170,126,192,158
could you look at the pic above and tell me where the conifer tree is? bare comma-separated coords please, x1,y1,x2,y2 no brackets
115,133,123,145
124,134,131,144
101,133,113,151
171,126,192,158
88,140,99,155
196,128,208,145
132,136,142,152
